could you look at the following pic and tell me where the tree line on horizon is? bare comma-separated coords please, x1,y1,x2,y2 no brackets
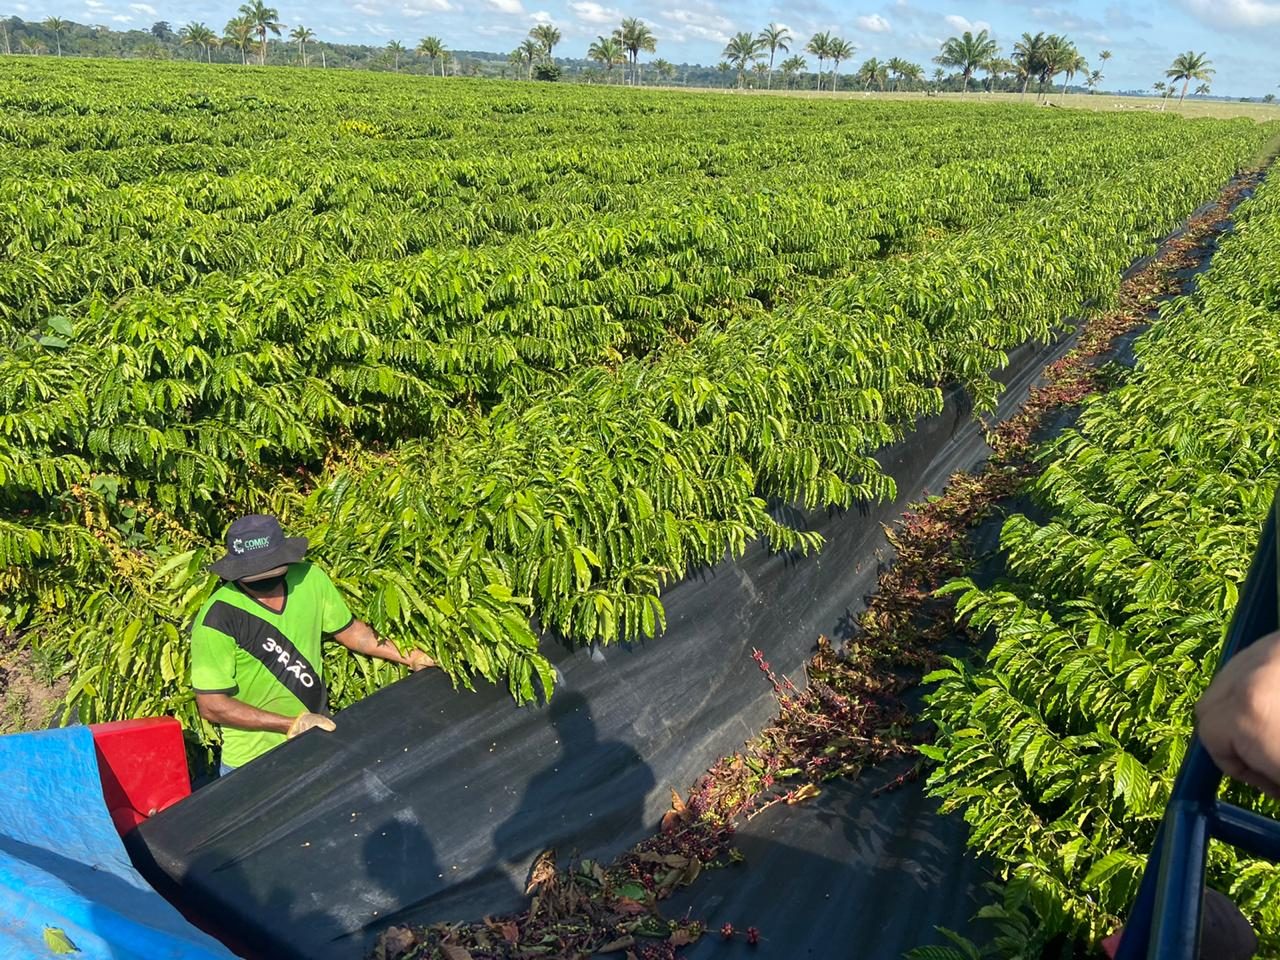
3,10,1239,104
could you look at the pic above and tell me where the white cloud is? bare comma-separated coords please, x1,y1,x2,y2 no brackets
530,9,554,23
569,1,620,24
1179,0,1280,27
943,13,991,32
110,13,132,21
354,3,379,15
855,13,891,32
658,8,734,44
485,0,524,13
85,0,106,8
127,2,155,13
401,0,455,13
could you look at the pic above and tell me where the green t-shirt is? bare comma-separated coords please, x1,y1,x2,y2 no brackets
190,562,353,768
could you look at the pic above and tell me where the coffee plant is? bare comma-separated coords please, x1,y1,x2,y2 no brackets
1,57,1275,750
922,174,1280,953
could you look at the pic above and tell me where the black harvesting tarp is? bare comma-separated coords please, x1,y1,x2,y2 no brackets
130,332,1076,960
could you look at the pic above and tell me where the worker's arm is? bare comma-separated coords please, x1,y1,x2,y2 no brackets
331,619,436,671
195,692,294,734
195,693,335,738
1196,629,1280,798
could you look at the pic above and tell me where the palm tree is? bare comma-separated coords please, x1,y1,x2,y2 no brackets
587,35,624,83
1152,79,1168,109
983,56,1011,93
1194,81,1211,97
933,29,997,94
516,38,539,79
416,36,444,76
780,54,806,89
1059,49,1087,98
43,16,67,56
886,56,911,92
1036,34,1074,102
723,32,762,88
530,23,560,60
1167,50,1214,105
179,22,218,62
1012,32,1044,99
223,17,256,65
238,1,283,65
899,61,924,91
805,31,832,91
856,57,881,91
1086,69,1103,93
386,39,405,72
288,25,314,66
1098,49,1112,69
613,17,656,85
716,61,731,87
828,37,855,92
650,58,675,84
757,22,791,89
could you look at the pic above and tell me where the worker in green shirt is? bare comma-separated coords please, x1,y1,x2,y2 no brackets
190,514,434,775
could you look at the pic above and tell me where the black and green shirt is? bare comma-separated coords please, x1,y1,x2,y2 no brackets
190,562,353,768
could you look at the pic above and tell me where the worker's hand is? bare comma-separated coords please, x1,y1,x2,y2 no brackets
406,649,437,672
1197,630,1280,798
286,712,336,739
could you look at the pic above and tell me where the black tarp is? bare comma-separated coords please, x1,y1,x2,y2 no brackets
662,756,987,959
130,332,1077,960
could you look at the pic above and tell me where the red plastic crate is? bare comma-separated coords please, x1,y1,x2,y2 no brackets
91,717,191,835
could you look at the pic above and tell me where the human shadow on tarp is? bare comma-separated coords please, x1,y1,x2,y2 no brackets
133,692,657,960
491,690,656,890
134,805,462,960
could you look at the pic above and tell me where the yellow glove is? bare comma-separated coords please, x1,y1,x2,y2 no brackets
406,649,437,672
286,712,336,739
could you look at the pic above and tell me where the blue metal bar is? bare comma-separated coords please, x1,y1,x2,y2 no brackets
1114,495,1280,960
1211,802,1280,862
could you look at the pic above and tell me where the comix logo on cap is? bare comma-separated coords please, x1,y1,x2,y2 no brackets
231,536,271,555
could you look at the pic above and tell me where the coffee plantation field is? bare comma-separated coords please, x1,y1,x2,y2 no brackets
923,175,1280,951
2,57,1277,746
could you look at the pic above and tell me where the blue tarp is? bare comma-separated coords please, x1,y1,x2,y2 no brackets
0,726,238,960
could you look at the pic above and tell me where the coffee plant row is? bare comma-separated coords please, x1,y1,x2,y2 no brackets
1,58,1276,746
922,175,1280,953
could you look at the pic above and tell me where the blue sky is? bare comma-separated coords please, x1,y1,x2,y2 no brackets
15,0,1280,96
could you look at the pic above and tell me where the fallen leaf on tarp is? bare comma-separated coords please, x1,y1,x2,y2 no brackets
43,928,79,955
669,927,701,946
483,917,520,944
615,897,649,915
635,851,690,868
440,945,474,960
616,882,647,900
681,858,702,886
598,935,635,952
372,925,416,960
786,783,821,804
660,788,689,834
525,848,557,895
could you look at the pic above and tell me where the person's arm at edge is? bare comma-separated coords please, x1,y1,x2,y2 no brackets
1196,629,1280,798
331,619,436,670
